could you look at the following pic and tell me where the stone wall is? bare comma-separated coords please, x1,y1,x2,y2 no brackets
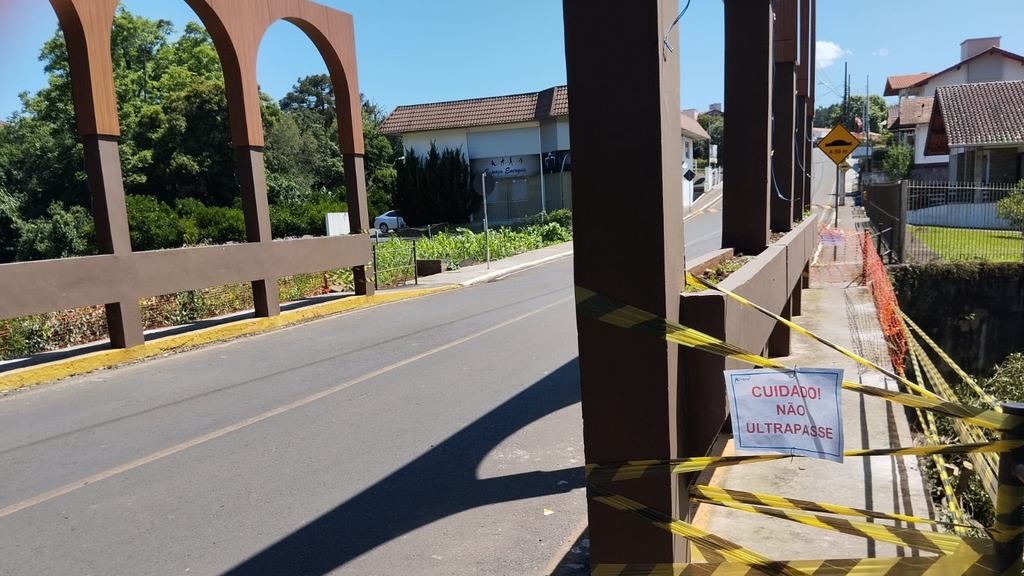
892,262,1024,376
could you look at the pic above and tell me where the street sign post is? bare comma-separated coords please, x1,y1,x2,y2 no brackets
474,172,497,268
817,124,861,226
839,160,852,174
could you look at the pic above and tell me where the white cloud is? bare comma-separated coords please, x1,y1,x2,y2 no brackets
872,48,889,57
816,41,851,69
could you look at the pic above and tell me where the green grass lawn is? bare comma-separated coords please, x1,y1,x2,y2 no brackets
909,226,1024,262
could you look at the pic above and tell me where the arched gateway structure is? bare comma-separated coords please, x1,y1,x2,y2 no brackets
0,0,373,349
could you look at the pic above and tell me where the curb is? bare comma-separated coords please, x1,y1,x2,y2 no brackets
460,250,574,287
0,285,458,392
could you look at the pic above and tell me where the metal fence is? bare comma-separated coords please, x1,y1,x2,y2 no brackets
862,181,906,263
865,180,1024,263
372,238,418,289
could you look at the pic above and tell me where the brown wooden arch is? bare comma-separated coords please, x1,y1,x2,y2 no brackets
10,0,373,351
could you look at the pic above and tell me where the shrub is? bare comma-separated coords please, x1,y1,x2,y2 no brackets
995,180,1024,228
882,144,912,181
125,194,184,251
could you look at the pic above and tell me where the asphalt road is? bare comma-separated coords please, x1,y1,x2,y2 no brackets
0,259,586,576
683,149,839,261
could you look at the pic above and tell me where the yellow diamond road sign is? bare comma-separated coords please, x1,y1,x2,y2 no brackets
839,160,852,173
817,123,860,165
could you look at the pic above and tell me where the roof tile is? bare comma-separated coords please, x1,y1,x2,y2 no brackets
899,97,934,126
934,80,1024,147
379,86,567,135
884,73,933,96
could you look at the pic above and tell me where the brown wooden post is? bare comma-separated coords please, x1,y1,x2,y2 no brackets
52,0,145,349
993,403,1024,573
344,154,374,296
794,98,807,219
791,279,803,316
564,0,685,564
767,297,792,357
804,0,816,213
722,0,773,254
235,147,281,317
82,136,145,348
795,0,812,220
771,0,798,233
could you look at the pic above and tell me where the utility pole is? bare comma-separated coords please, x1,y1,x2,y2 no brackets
838,62,848,207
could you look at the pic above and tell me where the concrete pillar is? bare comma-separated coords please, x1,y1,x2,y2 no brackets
235,146,280,318
564,0,685,564
343,154,374,297
721,0,773,254
82,135,144,349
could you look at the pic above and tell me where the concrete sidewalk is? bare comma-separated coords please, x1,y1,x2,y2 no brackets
0,241,574,391
417,241,573,287
690,177,933,561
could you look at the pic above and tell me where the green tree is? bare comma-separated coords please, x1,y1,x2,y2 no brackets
882,144,913,181
0,11,401,261
694,114,724,165
814,94,889,135
125,194,183,251
996,180,1024,228
394,143,478,226
16,203,95,261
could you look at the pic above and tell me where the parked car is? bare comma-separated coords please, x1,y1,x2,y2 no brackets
374,210,406,233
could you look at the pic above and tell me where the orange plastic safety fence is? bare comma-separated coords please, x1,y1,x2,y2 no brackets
861,231,907,375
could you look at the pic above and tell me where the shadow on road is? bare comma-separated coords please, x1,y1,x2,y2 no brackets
221,358,584,576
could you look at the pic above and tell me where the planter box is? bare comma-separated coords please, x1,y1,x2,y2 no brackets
416,259,447,277
677,214,819,458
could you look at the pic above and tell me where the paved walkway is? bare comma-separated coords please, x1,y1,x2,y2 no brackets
689,177,933,562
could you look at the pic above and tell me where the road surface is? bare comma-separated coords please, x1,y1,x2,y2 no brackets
0,260,586,576
684,149,838,260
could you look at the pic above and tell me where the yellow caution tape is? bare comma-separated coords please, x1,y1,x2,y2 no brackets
588,484,812,575
690,485,952,528
908,341,971,532
693,498,984,556
590,556,1003,576
902,311,1000,410
575,286,1024,432
910,339,999,503
684,272,944,401
585,440,1024,485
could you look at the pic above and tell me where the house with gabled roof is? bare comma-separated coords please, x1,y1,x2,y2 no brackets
924,80,1024,184
884,37,1024,180
380,86,709,222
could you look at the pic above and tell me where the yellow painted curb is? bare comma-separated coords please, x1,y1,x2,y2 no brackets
0,285,459,392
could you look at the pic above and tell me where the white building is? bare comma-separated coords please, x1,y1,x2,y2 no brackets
884,37,1024,179
680,110,712,209
380,86,708,222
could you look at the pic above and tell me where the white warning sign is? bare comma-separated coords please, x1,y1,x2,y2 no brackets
725,368,844,463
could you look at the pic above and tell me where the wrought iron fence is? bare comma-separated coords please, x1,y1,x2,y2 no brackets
372,238,418,289
905,181,1023,263
865,180,1024,263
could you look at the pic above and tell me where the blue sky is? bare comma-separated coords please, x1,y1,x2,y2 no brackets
2,0,1024,120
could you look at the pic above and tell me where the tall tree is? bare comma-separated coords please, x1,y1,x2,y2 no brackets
814,94,888,135
394,143,477,226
